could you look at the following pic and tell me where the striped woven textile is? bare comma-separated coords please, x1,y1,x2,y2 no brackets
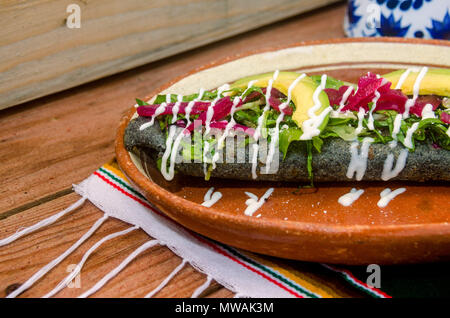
94,160,450,298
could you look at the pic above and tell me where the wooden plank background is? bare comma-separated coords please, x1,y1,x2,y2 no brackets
0,0,340,110
0,2,347,297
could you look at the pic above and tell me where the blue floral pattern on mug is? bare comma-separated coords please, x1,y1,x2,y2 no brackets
344,0,450,39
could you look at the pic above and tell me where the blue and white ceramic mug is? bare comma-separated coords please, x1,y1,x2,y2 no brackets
344,0,450,39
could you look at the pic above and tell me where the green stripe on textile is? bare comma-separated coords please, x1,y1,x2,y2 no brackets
218,243,319,298
334,272,382,298
98,167,148,202
99,166,319,297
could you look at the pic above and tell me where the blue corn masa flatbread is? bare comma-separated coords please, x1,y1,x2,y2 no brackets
124,116,450,182
124,69,450,183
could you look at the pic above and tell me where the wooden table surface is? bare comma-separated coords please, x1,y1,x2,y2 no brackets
0,2,346,298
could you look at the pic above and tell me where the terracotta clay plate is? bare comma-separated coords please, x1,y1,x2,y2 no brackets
116,38,450,265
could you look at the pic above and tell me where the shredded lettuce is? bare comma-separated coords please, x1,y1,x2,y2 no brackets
310,75,355,90
312,136,323,153
323,125,358,141
279,127,302,159
140,72,449,182
153,91,219,104
136,98,149,106
306,140,314,188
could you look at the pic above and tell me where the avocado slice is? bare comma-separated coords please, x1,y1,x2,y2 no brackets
230,71,330,134
382,68,450,97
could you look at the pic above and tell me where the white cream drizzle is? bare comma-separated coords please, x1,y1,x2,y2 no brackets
381,87,436,175
272,70,280,83
352,77,387,134
214,80,256,153
160,125,177,180
245,80,257,93
251,70,279,179
139,104,165,130
250,143,259,179
421,103,436,119
203,84,230,175
336,86,354,113
171,94,183,124
245,191,258,201
346,137,374,181
377,187,406,208
254,73,277,141
367,78,387,130
244,188,274,216
300,74,332,140
212,96,241,167
403,122,420,149
338,188,364,207
395,68,412,89
402,67,428,119
185,88,205,127
330,110,357,119
381,148,409,181
205,84,230,136
139,94,171,131
203,142,211,176
211,80,257,172
401,103,436,150
167,129,189,180
136,67,445,220
265,73,306,173
355,107,366,136
391,113,403,140
160,88,206,181
201,187,222,208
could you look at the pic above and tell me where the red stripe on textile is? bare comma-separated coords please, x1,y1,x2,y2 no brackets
191,235,304,298
339,267,392,298
327,265,392,298
93,171,303,297
94,171,162,214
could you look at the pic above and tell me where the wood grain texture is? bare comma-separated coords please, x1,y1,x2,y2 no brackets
0,192,229,298
0,2,347,297
0,0,341,109
0,2,346,214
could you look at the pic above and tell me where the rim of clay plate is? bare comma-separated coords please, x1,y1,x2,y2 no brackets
116,37,450,241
